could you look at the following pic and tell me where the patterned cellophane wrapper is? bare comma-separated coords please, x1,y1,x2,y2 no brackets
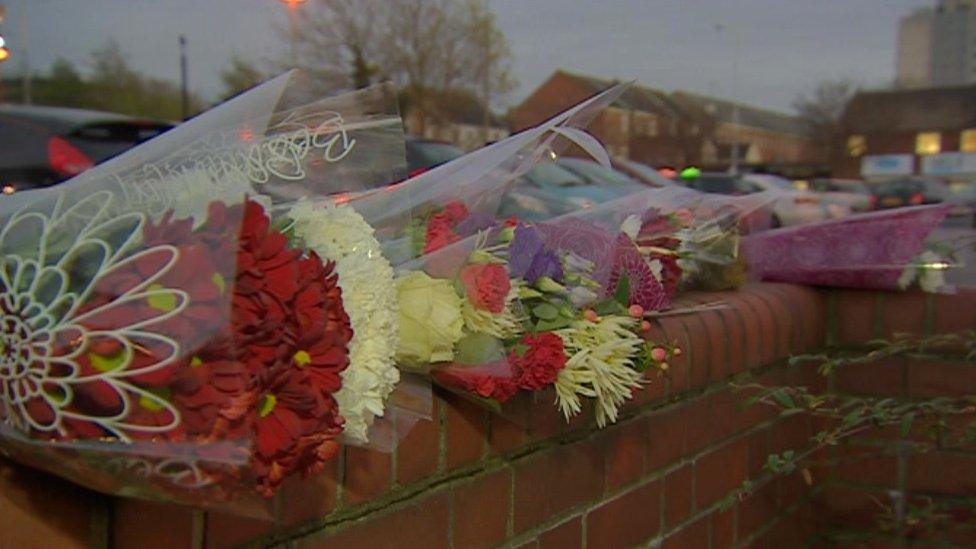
0,71,409,517
740,204,951,290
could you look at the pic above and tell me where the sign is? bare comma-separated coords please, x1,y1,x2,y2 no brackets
920,152,976,175
861,154,913,177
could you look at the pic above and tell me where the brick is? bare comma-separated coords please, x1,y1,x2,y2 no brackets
0,458,101,549
747,286,792,361
205,512,273,549
452,468,511,549
717,299,747,375
343,445,392,505
737,482,778,539
513,440,605,533
695,439,748,509
730,294,763,370
810,485,880,528
584,480,660,548
738,289,779,366
834,356,905,397
672,301,712,389
746,428,773,478
396,396,440,485
831,444,898,487
907,451,976,495
489,414,525,457
710,507,735,547
933,286,976,335
880,291,928,338
646,405,689,472
114,500,197,549
525,388,564,443
603,419,646,490
707,390,738,445
761,509,811,547
835,290,879,345
537,516,582,549
297,493,450,549
662,516,708,548
443,391,487,469
276,461,339,525
906,358,976,399
663,465,693,529
684,396,713,455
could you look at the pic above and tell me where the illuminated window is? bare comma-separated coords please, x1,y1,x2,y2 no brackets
961,129,976,152
916,132,941,155
846,135,866,156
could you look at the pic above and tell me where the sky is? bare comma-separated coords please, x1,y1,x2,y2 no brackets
0,0,932,113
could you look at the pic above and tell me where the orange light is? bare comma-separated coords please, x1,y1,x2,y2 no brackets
279,0,307,4
0,47,9,63
2,184,15,195
659,167,677,178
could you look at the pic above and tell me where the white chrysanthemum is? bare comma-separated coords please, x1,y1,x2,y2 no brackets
899,250,947,293
554,315,644,428
288,199,399,444
461,282,524,339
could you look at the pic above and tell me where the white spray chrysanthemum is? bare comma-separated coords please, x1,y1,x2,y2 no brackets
554,315,644,427
288,199,400,444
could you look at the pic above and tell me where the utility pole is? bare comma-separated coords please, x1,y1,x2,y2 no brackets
20,1,29,105
179,35,188,120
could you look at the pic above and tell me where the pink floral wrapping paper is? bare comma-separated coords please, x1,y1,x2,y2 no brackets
740,205,950,290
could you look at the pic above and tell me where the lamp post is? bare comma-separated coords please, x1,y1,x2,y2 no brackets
714,23,741,175
278,0,307,68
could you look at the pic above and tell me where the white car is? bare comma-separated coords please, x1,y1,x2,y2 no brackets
744,174,849,227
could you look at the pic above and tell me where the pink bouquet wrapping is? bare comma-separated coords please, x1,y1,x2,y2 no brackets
740,204,952,291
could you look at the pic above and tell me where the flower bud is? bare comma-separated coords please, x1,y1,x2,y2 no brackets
535,276,566,294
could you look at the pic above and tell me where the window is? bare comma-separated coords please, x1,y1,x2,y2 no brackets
846,135,866,157
916,132,941,155
961,129,976,152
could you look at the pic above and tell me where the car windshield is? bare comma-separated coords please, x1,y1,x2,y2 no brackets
406,141,464,169
747,174,795,191
524,162,586,187
620,160,675,187
559,157,641,188
689,175,756,195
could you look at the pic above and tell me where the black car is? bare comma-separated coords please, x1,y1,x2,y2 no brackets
870,177,951,210
0,105,172,193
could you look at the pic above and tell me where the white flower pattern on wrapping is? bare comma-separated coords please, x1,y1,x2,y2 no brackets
288,199,399,444
0,192,187,441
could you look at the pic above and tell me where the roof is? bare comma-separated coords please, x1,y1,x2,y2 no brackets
671,91,810,136
0,104,161,134
405,87,506,127
554,70,684,119
841,85,976,133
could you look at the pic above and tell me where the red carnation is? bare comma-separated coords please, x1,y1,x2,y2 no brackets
510,333,567,390
459,263,510,313
443,201,469,224
423,213,460,254
432,360,519,403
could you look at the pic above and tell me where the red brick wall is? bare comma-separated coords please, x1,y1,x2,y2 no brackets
1,284,972,548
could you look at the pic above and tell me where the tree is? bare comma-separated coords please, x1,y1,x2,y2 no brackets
220,53,266,100
33,58,87,108
284,0,515,126
792,79,857,164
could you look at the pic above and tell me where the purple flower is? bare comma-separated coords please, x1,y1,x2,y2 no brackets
509,224,564,283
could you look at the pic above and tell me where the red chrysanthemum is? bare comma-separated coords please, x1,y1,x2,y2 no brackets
432,360,519,403
459,263,511,313
510,333,567,390
609,235,670,311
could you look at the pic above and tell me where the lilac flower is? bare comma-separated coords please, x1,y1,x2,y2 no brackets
509,224,564,283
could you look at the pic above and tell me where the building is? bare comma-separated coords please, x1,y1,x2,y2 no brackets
896,0,976,88
835,85,976,181
670,91,818,171
509,70,695,168
402,88,509,151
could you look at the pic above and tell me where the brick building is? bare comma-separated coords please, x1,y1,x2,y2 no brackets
510,70,817,171
670,91,820,170
403,88,510,151
509,70,698,168
836,84,976,181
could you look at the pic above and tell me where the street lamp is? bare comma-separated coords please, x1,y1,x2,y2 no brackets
278,0,307,67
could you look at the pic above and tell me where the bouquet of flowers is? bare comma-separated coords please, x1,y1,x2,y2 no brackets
740,204,955,292
0,72,413,515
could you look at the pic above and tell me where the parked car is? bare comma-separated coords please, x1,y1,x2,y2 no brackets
0,104,172,194
678,172,834,227
404,137,465,176
499,160,643,221
611,157,682,188
808,178,872,212
556,157,648,193
870,177,952,210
